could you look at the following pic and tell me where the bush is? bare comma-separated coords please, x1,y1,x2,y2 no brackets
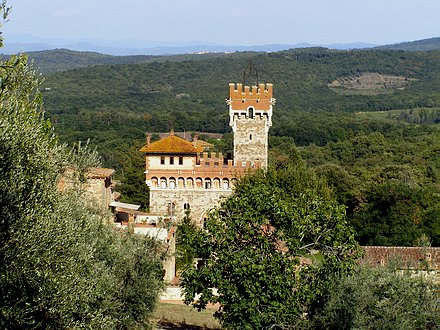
311,264,439,330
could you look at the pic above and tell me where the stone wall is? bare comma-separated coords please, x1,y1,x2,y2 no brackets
150,189,233,225
233,118,269,168
360,246,440,270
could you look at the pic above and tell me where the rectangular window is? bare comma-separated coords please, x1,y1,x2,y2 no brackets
160,156,165,165
170,156,174,165
179,157,183,165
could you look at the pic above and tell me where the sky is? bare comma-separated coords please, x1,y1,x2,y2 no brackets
3,0,440,46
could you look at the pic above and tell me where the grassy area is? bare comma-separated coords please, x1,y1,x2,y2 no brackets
354,107,440,121
154,302,221,329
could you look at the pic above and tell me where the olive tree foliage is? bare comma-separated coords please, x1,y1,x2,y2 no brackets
0,8,165,329
311,264,439,330
179,159,362,330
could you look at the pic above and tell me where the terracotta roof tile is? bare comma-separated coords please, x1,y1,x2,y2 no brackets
194,139,214,149
140,134,203,154
87,167,115,178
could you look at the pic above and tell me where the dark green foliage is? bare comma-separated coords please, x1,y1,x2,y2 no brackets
175,210,203,272
180,161,362,329
0,50,165,328
311,265,439,330
117,141,150,211
298,126,440,247
351,181,439,246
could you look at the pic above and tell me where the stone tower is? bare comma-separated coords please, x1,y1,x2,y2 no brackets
227,64,275,168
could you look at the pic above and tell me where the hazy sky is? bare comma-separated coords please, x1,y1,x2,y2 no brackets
3,0,440,45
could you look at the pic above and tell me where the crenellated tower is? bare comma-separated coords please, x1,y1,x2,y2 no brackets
227,63,275,168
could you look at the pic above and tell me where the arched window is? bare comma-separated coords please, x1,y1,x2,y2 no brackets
248,107,254,119
184,203,191,210
151,177,158,188
205,178,212,189
222,178,230,190
178,177,185,188
169,177,176,189
160,177,167,189
167,202,175,216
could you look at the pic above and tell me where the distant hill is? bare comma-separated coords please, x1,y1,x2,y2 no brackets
375,37,440,51
2,49,238,74
16,49,154,73
2,34,378,56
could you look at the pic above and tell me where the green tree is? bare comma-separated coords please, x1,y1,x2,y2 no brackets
180,161,361,329
118,141,150,211
311,264,439,330
351,180,439,246
0,14,165,328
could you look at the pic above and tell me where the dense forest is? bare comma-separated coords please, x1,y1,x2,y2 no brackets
31,46,439,246
39,49,440,160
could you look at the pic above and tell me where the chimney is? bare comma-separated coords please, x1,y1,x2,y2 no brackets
146,133,151,147
193,134,199,147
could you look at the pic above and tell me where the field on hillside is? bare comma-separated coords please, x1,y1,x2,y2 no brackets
355,107,440,121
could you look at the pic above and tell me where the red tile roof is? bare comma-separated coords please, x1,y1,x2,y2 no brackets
86,167,115,178
139,132,203,154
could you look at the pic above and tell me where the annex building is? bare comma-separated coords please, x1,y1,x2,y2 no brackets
140,69,275,225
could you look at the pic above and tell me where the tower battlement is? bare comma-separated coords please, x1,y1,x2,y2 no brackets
228,82,275,113
229,83,273,100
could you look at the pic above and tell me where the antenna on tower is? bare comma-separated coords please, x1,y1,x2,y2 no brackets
243,60,258,87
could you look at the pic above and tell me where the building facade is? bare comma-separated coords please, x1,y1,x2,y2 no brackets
58,167,117,211
140,79,275,224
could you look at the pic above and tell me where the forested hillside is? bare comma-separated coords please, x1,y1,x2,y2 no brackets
38,48,439,246
21,48,233,73
375,37,440,51
41,48,440,163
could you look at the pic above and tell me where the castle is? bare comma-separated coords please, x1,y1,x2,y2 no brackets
140,69,275,225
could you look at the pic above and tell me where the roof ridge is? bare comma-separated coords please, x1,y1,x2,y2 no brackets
139,134,203,154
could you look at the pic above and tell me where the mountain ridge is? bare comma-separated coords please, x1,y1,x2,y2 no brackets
2,34,378,55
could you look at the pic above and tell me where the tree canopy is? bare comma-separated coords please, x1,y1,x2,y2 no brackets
311,264,439,330
0,9,165,327
179,160,362,329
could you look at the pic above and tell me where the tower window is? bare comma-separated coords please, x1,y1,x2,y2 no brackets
250,134,252,140
167,203,175,216
179,157,183,165
160,156,165,165
170,156,174,165
248,107,254,118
